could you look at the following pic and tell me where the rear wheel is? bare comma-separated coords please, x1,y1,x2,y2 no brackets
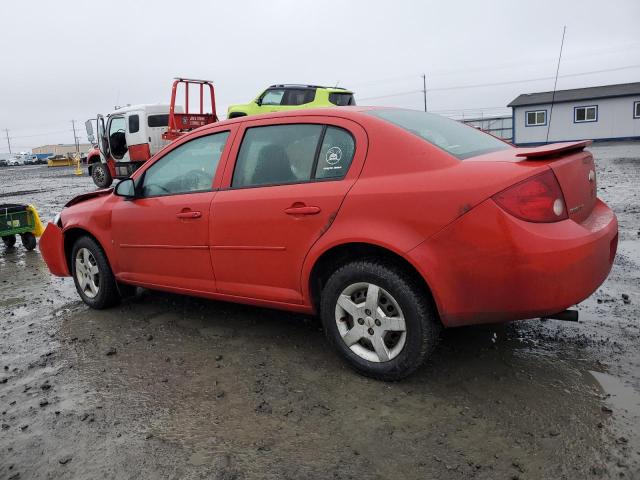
2,235,16,248
20,232,36,250
320,260,440,381
91,162,112,188
71,236,120,309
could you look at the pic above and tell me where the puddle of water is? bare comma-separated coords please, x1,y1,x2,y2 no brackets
589,370,640,467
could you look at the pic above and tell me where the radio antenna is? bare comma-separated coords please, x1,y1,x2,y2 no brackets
546,26,566,144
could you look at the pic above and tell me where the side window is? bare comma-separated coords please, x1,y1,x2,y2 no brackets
232,124,323,188
314,127,355,179
128,114,140,133
282,88,316,105
141,132,229,197
260,89,285,106
148,114,169,127
109,117,126,136
329,92,355,106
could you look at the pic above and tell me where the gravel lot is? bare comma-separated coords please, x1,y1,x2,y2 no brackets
1,143,639,479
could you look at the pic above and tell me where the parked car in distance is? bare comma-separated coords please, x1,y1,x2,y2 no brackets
0,159,7,167
7,157,23,166
227,84,355,119
39,107,618,380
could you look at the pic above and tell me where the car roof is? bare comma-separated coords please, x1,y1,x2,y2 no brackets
215,106,384,128
268,84,351,91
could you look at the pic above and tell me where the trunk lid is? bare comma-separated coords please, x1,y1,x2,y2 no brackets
469,141,598,223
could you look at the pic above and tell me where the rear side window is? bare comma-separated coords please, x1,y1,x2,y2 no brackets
232,124,355,188
367,109,510,160
329,92,355,106
282,88,316,105
128,114,140,133
148,114,169,128
233,124,322,187
315,127,355,179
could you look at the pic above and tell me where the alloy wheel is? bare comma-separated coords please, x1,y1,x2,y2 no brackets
75,247,100,299
334,282,407,362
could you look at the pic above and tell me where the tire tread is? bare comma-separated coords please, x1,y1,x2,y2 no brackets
320,258,440,381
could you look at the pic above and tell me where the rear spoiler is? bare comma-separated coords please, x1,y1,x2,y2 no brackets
515,140,592,159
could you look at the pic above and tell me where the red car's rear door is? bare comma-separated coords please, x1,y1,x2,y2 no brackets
211,116,367,304
111,128,234,291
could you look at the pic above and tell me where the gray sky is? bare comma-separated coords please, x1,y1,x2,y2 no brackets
1,0,639,153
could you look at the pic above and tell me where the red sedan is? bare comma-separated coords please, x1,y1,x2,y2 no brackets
39,107,618,380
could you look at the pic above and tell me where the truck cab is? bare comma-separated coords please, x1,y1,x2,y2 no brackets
86,104,181,188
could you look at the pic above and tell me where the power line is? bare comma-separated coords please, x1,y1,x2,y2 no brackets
357,63,640,101
349,44,640,91
359,90,423,101
428,64,640,92
10,129,75,139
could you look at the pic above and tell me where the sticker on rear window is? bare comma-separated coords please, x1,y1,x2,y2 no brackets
326,147,342,165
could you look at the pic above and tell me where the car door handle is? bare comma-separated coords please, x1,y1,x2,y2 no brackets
284,206,321,215
176,211,202,219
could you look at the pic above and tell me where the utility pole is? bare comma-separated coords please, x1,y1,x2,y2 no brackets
422,74,427,112
4,129,11,154
71,120,79,154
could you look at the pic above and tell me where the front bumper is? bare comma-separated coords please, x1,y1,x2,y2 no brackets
39,223,70,277
409,198,618,327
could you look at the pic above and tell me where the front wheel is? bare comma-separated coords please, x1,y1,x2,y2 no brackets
320,260,440,381
71,236,120,309
91,162,112,188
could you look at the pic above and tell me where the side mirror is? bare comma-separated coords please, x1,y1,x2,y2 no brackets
85,120,95,144
114,178,136,198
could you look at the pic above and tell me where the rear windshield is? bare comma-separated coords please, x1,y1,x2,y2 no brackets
367,109,511,160
329,92,355,106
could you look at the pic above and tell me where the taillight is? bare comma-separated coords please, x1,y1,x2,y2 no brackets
493,169,568,223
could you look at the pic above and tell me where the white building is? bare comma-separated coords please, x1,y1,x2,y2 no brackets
508,82,640,146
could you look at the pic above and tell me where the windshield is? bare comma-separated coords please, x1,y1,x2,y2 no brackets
367,109,511,160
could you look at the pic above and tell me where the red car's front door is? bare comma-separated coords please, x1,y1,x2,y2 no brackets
211,117,367,304
111,129,233,292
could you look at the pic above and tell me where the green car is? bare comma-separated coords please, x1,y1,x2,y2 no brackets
227,84,355,119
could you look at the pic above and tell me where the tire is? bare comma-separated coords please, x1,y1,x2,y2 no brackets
71,236,120,309
20,232,37,251
228,112,247,119
2,235,16,248
91,162,112,188
320,260,440,381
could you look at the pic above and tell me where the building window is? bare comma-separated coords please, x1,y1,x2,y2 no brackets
525,110,547,126
634,101,640,119
574,105,598,123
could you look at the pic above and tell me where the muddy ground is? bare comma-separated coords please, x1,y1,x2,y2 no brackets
0,143,638,480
